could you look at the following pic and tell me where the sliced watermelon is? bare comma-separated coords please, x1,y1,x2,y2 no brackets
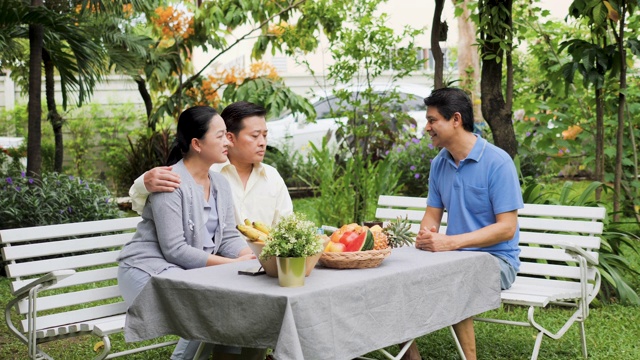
340,229,374,252
361,230,374,251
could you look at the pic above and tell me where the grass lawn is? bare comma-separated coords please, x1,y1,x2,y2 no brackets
2,272,638,359
1,190,638,359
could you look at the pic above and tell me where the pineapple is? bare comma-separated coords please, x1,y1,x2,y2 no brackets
383,216,415,248
372,229,389,250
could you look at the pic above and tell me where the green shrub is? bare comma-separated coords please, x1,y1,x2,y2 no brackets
384,136,440,197
301,141,402,226
0,171,122,229
264,144,317,189
107,127,174,197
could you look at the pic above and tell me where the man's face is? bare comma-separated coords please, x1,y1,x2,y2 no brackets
226,115,268,165
424,106,456,148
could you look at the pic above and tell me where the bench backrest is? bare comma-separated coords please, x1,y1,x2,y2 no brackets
375,195,606,283
0,217,141,332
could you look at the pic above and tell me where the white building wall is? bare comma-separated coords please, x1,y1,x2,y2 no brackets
0,73,144,111
0,0,573,109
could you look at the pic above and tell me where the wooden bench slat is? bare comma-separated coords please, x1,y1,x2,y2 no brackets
376,208,603,236
2,233,133,261
519,246,599,263
377,195,428,208
500,292,553,307
17,285,122,314
0,217,140,244
34,314,128,339
506,280,581,299
91,314,127,336
518,204,606,219
518,262,598,280
519,232,600,249
6,250,120,278
376,197,606,221
518,217,603,235
512,276,582,290
10,267,119,293
23,302,128,333
375,208,425,222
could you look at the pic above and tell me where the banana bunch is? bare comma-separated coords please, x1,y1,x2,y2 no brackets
236,219,271,243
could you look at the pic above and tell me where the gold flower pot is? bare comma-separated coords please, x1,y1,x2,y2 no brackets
276,256,306,287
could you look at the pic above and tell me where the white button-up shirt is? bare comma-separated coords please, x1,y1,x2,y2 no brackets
130,162,293,227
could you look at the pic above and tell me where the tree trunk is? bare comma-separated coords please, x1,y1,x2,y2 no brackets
27,0,44,177
595,87,604,200
455,0,482,122
43,49,64,173
431,0,445,89
505,10,513,111
134,76,153,127
479,0,517,158
613,5,627,222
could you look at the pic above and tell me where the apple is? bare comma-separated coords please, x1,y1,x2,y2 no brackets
325,241,346,253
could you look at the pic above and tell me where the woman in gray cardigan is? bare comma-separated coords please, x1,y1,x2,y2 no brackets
117,106,258,359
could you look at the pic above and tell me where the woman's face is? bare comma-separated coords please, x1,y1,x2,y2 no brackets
197,114,229,164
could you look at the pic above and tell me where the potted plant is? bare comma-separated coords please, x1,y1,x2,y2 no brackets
260,212,324,287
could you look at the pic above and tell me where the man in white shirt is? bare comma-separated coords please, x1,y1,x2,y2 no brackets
129,101,293,227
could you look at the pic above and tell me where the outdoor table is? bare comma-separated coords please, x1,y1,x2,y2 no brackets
124,247,501,360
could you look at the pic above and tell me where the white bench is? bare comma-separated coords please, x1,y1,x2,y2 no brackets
0,217,178,360
375,195,605,360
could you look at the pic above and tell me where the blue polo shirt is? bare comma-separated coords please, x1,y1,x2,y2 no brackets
427,136,523,271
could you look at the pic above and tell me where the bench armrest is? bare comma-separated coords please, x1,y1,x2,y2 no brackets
12,269,76,298
557,243,599,266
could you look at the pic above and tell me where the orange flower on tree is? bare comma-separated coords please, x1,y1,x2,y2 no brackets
122,4,134,18
267,21,292,37
189,62,281,107
152,6,195,41
184,76,221,108
248,61,279,80
562,125,583,140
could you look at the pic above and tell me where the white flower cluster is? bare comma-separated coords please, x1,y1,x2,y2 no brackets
260,212,324,259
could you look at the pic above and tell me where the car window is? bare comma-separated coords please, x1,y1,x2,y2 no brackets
313,97,337,119
314,96,357,119
398,92,426,111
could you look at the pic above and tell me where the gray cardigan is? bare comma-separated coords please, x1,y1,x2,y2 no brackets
118,160,246,275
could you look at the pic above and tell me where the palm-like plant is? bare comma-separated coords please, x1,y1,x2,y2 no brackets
1,1,104,173
0,0,155,174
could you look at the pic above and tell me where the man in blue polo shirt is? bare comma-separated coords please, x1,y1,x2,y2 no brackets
403,87,523,360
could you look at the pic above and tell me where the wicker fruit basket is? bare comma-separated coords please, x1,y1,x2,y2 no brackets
318,248,391,269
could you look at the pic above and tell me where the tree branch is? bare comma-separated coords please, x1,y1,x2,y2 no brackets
171,0,308,99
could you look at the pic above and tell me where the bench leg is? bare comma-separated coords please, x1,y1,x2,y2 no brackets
579,321,588,359
94,335,111,360
531,331,544,360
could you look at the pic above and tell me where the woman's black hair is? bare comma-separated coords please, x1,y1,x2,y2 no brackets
166,106,219,166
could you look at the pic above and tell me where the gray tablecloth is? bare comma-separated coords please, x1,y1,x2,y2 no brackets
125,247,501,360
